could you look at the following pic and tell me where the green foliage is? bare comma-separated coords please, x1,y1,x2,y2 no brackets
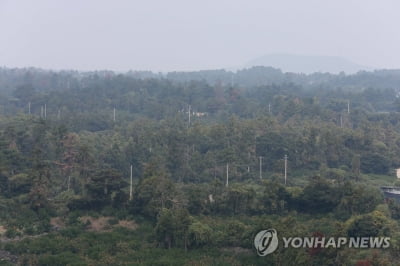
335,182,382,218
294,176,341,213
86,169,126,201
387,199,400,219
219,220,250,247
5,228,20,238
188,221,212,247
155,208,191,249
1,67,400,264
361,153,391,174
37,252,86,266
262,180,291,214
133,174,176,219
347,211,392,238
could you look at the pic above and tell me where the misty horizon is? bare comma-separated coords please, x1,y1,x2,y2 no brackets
0,53,379,74
1,0,399,72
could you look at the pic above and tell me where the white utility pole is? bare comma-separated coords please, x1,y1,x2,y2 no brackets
284,155,288,186
188,105,191,126
259,156,263,179
340,115,343,128
226,163,229,187
57,109,61,120
347,100,350,114
268,103,271,114
129,165,133,201
113,108,116,122
28,102,31,115
44,104,47,119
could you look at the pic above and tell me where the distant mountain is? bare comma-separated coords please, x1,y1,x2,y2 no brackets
245,54,373,74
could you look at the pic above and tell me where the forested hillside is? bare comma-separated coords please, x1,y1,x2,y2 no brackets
1,67,400,265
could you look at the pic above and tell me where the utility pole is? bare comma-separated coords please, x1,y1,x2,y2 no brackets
347,100,350,114
44,104,47,119
268,103,271,114
28,102,31,115
340,115,343,128
188,105,191,126
259,156,263,179
113,108,116,122
284,155,288,186
57,109,61,120
226,163,229,187
129,165,133,201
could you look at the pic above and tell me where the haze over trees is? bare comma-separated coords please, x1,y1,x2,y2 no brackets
0,66,400,265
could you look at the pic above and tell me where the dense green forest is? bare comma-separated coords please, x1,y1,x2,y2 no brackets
1,66,400,265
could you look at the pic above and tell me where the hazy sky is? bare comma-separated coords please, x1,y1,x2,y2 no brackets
0,0,399,72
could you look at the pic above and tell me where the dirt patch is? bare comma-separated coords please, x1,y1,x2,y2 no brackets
79,216,113,232
79,216,112,232
50,217,65,230
0,226,6,235
78,216,137,232
116,220,137,230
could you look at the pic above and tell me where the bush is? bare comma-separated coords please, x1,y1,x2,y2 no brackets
347,211,392,238
5,228,20,238
23,225,35,235
60,227,84,238
360,153,390,174
38,252,86,266
108,218,119,225
188,221,212,247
